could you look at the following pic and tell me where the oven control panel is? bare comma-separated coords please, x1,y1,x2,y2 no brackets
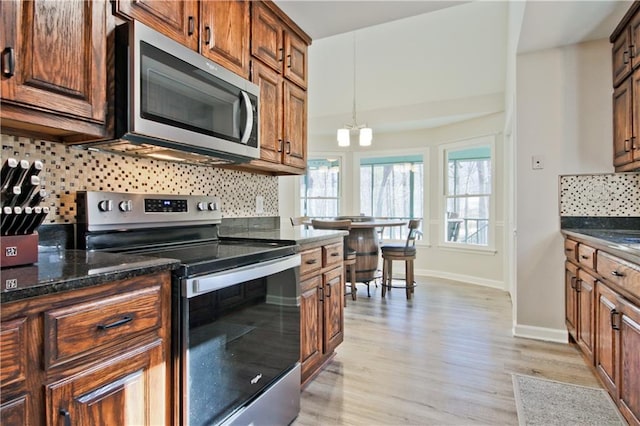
77,191,222,231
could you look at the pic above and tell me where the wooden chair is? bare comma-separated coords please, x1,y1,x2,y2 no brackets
381,219,422,300
290,216,309,226
311,219,357,306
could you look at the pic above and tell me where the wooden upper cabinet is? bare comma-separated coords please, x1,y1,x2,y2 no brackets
252,60,284,164
251,1,308,89
251,2,284,72
115,0,198,50
284,31,307,89
612,69,640,170
612,8,640,88
0,0,107,137
200,0,250,78
283,81,307,169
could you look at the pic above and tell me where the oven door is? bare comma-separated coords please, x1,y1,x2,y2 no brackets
181,254,301,426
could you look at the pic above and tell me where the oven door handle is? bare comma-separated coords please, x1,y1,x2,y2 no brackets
184,254,301,298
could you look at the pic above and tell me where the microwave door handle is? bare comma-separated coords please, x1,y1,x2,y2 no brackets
239,90,253,145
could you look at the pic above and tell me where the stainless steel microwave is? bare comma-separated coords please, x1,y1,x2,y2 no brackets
106,20,259,165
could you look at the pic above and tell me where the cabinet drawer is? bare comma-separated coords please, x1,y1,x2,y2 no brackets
44,285,162,369
0,317,27,389
597,251,640,299
564,239,579,262
323,242,343,268
300,248,322,276
578,244,597,270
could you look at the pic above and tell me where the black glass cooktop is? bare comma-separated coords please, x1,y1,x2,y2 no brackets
127,239,297,277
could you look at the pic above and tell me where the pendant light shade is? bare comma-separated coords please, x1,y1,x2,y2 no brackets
337,32,373,147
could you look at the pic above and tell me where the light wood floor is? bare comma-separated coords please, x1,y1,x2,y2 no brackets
293,276,602,426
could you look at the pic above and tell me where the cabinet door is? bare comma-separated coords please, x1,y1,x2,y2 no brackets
200,0,249,78
613,28,632,87
633,67,640,163
46,340,166,426
565,262,578,340
618,298,640,425
252,60,284,164
595,283,619,398
300,275,322,381
323,267,344,356
613,79,634,167
283,81,307,169
115,0,198,50
630,12,640,70
577,270,596,363
0,396,29,426
251,2,283,73
283,30,308,89
1,0,106,124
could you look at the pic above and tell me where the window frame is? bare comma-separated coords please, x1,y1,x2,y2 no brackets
297,153,346,219
353,148,429,244
438,135,496,252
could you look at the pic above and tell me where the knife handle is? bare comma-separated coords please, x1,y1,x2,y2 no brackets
28,189,47,207
0,158,18,190
14,175,40,207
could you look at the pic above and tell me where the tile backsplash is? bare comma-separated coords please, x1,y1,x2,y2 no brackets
559,172,640,216
1,135,278,224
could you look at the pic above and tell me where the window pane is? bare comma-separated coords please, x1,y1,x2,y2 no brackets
359,156,423,240
301,158,340,217
444,144,491,246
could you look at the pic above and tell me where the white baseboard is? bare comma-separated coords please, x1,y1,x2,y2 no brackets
415,268,505,291
512,324,569,343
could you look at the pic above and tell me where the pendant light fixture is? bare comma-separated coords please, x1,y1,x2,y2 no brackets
337,32,372,147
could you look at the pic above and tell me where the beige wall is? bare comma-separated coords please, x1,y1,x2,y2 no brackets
514,39,613,341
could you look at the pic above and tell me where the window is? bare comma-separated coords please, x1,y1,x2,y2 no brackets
360,155,424,239
300,158,340,218
443,141,493,247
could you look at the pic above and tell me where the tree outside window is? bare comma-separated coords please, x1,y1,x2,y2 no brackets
300,159,340,218
360,155,423,240
444,145,492,246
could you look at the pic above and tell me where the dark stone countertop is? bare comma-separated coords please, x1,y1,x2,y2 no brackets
219,228,348,245
561,229,640,265
1,248,179,304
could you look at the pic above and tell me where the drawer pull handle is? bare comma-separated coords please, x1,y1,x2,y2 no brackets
331,252,340,257
580,255,590,260
2,47,15,77
97,315,133,331
565,248,573,252
188,16,195,36
305,259,317,265
611,309,621,331
59,408,72,426
611,270,625,278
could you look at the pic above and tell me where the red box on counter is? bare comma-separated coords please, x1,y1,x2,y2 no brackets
1,233,39,268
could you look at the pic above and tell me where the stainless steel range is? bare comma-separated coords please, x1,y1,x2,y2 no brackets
76,191,301,426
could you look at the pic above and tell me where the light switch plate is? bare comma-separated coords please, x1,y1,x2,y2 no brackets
532,155,544,170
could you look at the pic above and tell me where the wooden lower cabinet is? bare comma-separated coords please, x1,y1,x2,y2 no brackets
596,282,620,398
618,296,640,425
565,234,640,426
46,339,165,426
299,237,345,385
0,272,171,426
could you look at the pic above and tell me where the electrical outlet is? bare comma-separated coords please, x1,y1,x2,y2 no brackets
532,155,544,170
255,195,264,214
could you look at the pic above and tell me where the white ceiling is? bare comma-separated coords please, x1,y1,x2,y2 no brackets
273,1,633,138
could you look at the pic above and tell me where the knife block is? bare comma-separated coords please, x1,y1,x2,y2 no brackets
1,233,38,268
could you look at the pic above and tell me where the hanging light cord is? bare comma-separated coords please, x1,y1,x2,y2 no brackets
351,32,358,127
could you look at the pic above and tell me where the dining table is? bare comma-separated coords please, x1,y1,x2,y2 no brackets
309,216,408,285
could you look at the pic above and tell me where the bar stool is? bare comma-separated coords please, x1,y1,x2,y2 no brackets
311,219,357,306
381,219,422,300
